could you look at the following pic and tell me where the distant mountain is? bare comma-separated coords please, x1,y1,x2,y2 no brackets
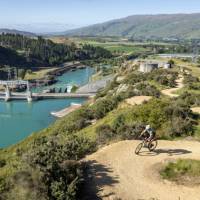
65,13,200,40
0,29,36,37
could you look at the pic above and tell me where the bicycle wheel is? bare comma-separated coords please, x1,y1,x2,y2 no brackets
148,140,158,152
135,143,143,154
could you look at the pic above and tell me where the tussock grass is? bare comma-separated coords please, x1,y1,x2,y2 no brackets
161,159,200,185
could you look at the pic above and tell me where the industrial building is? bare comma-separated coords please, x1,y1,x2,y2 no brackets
139,60,172,73
139,63,158,73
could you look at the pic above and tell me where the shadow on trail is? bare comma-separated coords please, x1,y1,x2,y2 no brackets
137,148,192,157
80,160,119,200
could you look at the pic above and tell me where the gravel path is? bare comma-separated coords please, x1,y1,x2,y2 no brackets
125,96,152,105
191,107,200,114
161,76,184,97
84,140,200,200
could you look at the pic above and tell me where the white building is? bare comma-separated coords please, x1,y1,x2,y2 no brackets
139,63,158,73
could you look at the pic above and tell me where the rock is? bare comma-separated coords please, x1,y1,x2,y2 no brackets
116,76,125,83
116,84,129,94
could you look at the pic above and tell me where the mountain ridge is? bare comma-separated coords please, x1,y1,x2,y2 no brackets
64,13,200,39
0,28,36,37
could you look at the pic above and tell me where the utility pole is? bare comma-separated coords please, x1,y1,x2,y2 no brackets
14,67,18,80
5,65,12,80
26,48,31,62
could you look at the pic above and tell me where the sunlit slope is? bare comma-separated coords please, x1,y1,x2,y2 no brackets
65,13,200,39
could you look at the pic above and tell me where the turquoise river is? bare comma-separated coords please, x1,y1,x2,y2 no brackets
0,67,94,148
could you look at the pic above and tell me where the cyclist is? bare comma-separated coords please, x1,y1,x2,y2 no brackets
139,125,156,142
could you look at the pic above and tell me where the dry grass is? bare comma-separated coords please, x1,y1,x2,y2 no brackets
24,68,58,80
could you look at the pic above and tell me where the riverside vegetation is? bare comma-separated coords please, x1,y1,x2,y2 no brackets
0,55,200,200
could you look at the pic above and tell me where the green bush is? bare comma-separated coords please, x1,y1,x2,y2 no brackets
19,134,95,200
91,96,119,119
0,177,9,195
71,85,79,93
0,159,6,168
150,70,177,87
96,124,115,144
112,114,126,133
135,83,160,97
161,159,200,184
114,124,142,140
177,92,200,106
122,98,197,138
183,74,199,85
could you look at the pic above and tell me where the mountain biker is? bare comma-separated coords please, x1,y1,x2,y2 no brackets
139,125,156,142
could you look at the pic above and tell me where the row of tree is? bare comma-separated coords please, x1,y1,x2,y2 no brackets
0,33,112,67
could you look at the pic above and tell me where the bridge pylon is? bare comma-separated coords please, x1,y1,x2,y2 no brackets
26,82,33,102
27,91,33,102
5,85,11,102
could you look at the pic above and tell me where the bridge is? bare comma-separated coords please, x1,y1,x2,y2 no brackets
0,76,111,102
0,80,95,102
0,92,94,101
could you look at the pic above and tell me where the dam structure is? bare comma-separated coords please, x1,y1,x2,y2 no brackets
0,80,33,102
0,80,95,102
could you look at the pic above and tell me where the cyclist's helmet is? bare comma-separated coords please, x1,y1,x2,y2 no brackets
146,125,150,129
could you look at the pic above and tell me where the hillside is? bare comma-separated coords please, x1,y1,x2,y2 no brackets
0,56,199,199
0,34,112,69
0,29,36,37
65,13,200,40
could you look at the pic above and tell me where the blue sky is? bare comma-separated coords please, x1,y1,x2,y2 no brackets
1,0,200,32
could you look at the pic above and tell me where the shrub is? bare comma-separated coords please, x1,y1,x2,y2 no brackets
177,92,200,106
91,97,119,119
183,74,199,85
112,114,126,133
168,59,175,65
124,98,197,138
53,107,93,135
148,69,178,87
160,159,200,185
0,159,6,168
123,72,146,85
96,124,114,144
71,85,79,93
118,123,144,140
0,177,9,194
135,83,160,97
164,101,196,137
63,135,95,160
21,134,94,200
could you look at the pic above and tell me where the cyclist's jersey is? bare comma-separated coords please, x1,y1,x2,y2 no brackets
144,127,155,139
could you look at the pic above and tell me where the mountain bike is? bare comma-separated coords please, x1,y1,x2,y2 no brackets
135,136,158,155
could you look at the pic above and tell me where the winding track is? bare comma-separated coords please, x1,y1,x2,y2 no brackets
84,140,200,200
161,76,184,97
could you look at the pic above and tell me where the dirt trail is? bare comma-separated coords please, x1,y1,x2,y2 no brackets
191,107,200,114
124,76,184,107
84,140,200,200
161,76,184,97
125,96,152,105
